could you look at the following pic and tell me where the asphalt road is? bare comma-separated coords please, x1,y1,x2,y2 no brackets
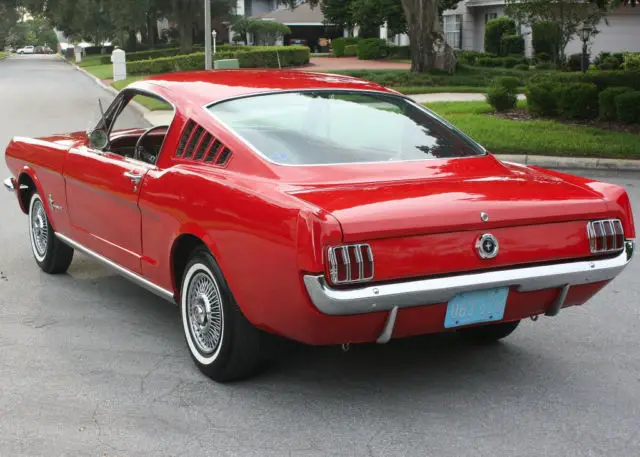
1,55,639,457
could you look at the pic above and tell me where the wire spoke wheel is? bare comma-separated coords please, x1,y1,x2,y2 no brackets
187,270,223,356
30,197,48,259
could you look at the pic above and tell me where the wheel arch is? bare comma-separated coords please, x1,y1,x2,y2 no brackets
16,169,56,231
169,225,224,298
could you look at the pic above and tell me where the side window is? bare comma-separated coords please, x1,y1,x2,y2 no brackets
111,94,173,133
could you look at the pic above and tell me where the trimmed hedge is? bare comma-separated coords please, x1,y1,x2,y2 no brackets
485,17,516,55
476,56,527,68
556,83,598,119
387,45,410,59
344,44,357,57
514,63,529,71
566,53,585,72
100,45,244,64
599,87,633,121
501,35,524,56
532,21,560,61
331,37,346,57
615,91,640,124
526,81,558,117
126,46,310,74
357,38,388,60
528,70,640,92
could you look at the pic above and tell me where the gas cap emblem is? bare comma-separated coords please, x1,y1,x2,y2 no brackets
476,233,499,259
480,212,489,222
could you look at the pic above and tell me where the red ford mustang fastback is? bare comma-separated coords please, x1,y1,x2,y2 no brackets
3,70,636,382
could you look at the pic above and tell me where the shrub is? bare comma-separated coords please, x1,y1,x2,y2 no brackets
566,53,585,72
344,36,360,46
532,21,560,61
555,83,598,119
127,46,310,74
344,44,357,57
527,70,640,92
535,52,551,63
615,91,640,123
599,55,622,70
486,85,517,112
535,62,556,70
357,38,387,60
502,56,519,68
501,35,524,56
514,63,529,71
387,45,410,59
622,52,640,71
331,37,346,57
599,87,633,121
526,80,558,117
494,76,521,92
456,50,485,65
485,17,516,55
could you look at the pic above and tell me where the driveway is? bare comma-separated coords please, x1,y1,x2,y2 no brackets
301,56,410,71
1,54,640,457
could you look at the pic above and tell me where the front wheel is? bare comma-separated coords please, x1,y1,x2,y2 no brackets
180,247,272,382
457,320,520,344
28,192,74,274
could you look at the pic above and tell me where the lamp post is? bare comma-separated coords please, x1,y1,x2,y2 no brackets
212,29,217,57
204,0,212,70
579,24,592,73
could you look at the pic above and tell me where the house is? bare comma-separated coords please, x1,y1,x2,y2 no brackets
441,1,640,58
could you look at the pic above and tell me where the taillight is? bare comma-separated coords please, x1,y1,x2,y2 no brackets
327,244,374,284
587,219,624,254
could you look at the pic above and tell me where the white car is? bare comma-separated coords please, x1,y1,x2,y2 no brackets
17,46,35,54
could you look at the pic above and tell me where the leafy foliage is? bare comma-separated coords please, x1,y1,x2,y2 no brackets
500,34,524,56
555,83,599,119
615,91,640,124
356,38,387,60
622,52,640,71
531,21,560,62
599,87,633,121
484,17,516,56
526,80,559,117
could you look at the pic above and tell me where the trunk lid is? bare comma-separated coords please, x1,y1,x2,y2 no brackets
288,160,608,242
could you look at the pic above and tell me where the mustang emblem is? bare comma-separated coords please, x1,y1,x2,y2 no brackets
476,233,499,259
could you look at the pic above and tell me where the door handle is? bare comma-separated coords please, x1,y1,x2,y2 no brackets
123,171,142,184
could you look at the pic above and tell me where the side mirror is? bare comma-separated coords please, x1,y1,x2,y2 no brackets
88,129,109,150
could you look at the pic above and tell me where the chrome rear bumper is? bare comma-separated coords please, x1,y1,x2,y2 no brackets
303,243,634,317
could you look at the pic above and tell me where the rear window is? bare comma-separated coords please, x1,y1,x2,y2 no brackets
206,91,485,166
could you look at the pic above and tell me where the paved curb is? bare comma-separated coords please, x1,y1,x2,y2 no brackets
68,59,639,173
496,154,640,172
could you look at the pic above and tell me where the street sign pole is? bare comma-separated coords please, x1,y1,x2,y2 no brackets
204,0,212,70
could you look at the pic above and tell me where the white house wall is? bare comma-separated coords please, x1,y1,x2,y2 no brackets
565,8,640,57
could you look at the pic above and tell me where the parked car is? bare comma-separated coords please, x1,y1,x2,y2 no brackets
288,38,308,46
3,70,636,383
16,46,35,54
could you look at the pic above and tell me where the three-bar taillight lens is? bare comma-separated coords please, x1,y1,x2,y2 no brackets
587,219,624,254
327,244,374,284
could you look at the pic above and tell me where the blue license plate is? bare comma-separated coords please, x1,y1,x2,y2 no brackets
444,287,509,329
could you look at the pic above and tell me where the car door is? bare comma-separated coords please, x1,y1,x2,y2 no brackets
63,90,157,274
64,146,150,273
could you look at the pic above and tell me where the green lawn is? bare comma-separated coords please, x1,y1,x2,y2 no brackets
426,101,639,159
394,85,522,94
0,52,7,60
78,54,106,67
111,76,145,90
83,63,114,80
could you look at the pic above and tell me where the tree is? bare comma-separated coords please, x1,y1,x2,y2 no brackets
505,0,607,63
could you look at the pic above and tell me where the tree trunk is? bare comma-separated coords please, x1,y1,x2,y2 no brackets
147,10,158,49
401,0,456,73
127,30,137,51
172,0,195,53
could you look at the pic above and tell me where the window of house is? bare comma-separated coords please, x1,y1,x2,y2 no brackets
443,15,462,50
485,12,498,24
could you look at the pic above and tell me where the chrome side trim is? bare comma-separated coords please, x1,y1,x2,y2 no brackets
56,233,176,303
303,248,632,316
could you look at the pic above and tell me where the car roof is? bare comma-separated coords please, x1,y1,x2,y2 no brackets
130,69,400,107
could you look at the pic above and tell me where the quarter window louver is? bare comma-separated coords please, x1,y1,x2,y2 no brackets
216,147,232,165
194,134,212,161
184,126,204,159
175,121,195,157
205,139,222,162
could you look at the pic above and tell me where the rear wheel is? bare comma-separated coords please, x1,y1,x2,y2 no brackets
457,320,520,343
28,192,74,274
180,247,272,382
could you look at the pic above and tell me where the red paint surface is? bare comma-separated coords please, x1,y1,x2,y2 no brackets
3,70,635,345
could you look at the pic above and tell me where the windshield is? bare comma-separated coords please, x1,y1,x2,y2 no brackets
206,91,485,166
